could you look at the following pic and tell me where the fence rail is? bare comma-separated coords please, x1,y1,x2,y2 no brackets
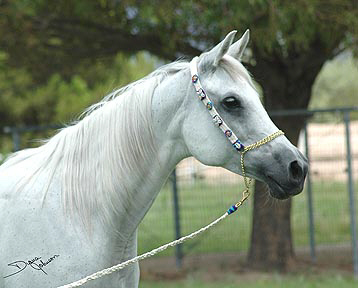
1,106,358,276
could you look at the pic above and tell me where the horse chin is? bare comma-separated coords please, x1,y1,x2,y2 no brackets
265,177,292,200
268,188,291,200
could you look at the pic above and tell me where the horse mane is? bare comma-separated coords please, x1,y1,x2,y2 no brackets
1,60,189,230
1,55,252,232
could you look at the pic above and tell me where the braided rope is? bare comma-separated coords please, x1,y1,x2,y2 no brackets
58,213,229,288
58,130,284,288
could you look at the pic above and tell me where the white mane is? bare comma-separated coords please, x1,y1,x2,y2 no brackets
1,60,189,229
1,56,252,231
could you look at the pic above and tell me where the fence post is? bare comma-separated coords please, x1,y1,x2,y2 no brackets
3,127,21,152
343,111,358,278
12,128,21,152
171,169,183,268
304,121,316,262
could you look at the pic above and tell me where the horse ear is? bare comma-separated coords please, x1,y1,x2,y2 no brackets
227,29,250,60
200,30,237,69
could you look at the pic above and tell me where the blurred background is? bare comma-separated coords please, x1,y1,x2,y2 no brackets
1,1,357,287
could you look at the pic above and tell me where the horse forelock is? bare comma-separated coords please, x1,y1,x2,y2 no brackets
219,55,257,91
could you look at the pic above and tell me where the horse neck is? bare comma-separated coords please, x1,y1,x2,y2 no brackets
110,67,192,238
53,67,191,239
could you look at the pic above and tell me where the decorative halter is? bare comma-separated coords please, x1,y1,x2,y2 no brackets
190,56,284,213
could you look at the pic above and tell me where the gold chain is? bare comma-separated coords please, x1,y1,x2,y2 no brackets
234,130,285,209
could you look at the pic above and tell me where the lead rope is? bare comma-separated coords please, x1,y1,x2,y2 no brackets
227,130,284,214
57,130,284,288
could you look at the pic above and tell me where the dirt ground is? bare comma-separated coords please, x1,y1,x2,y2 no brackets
140,244,355,281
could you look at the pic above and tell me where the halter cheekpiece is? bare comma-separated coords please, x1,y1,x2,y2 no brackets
190,56,245,152
189,56,284,156
190,56,284,211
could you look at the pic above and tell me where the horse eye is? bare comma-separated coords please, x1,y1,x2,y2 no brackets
222,96,242,110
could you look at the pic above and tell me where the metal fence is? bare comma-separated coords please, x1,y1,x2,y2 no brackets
1,107,358,276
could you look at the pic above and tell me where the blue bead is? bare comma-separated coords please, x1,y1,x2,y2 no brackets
227,205,237,215
206,101,213,110
232,140,245,151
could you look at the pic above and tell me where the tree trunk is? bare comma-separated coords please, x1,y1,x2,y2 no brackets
246,45,327,271
248,181,294,271
247,116,302,271
247,121,301,271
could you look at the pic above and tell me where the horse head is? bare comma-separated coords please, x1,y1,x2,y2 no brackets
181,30,308,199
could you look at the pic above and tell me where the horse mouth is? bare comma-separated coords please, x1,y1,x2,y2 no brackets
266,175,291,200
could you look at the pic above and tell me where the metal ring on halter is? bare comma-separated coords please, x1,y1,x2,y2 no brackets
189,57,284,215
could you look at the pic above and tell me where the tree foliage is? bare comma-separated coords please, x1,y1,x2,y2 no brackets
1,0,356,126
0,0,357,271
310,53,358,109
0,52,157,126
1,0,356,83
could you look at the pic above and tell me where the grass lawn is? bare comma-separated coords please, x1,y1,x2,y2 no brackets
138,177,355,256
140,272,357,288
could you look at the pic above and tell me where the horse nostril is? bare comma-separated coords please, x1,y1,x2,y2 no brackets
289,160,303,183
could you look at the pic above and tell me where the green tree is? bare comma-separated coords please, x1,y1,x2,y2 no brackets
310,53,358,110
0,52,156,126
1,0,357,270
0,52,157,152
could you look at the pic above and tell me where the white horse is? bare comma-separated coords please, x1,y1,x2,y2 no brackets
0,30,307,287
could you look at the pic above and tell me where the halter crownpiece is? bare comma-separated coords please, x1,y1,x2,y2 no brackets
190,56,285,213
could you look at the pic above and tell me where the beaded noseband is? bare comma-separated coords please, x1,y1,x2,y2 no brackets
190,56,284,212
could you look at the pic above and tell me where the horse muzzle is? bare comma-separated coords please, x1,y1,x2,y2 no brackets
264,151,308,199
